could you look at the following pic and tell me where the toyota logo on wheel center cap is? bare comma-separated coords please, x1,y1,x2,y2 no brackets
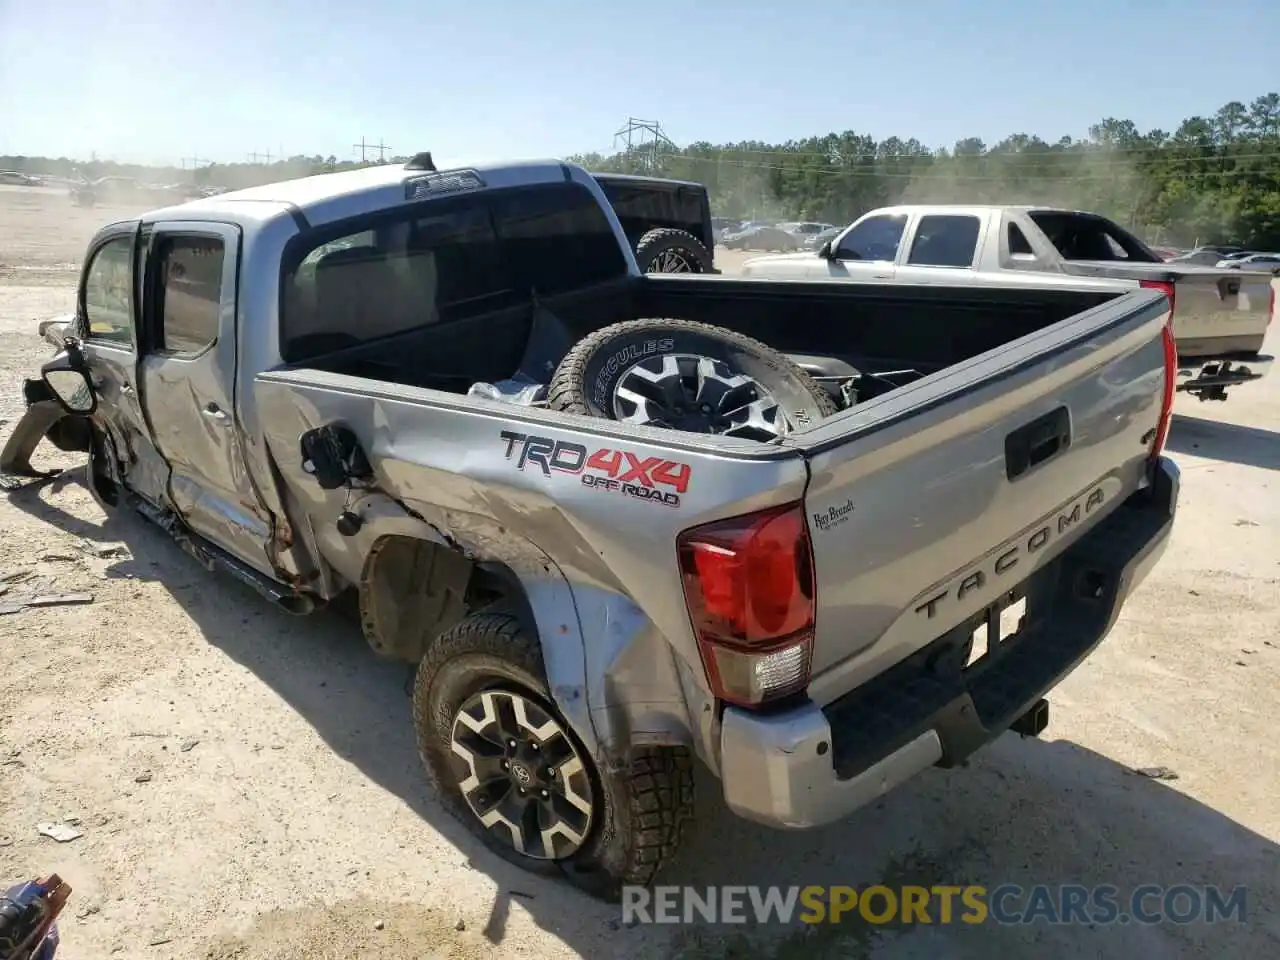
510,762,533,787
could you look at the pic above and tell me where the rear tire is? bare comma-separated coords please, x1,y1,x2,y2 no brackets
412,610,694,901
633,228,714,274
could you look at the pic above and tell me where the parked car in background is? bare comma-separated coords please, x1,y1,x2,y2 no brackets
740,204,1274,402
1218,253,1280,273
1149,245,1183,261
803,226,844,250
712,217,746,242
68,176,191,208
0,170,42,186
720,223,803,251
779,221,838,240
1168,246,1248,266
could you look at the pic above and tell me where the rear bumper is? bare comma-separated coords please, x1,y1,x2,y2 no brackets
718,456,1180,829
1176,353,1272,395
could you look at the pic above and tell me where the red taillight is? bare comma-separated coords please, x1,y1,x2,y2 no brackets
1150,321,1177,461
1140,279,1176,320
677,502,815,708
1140,280,1177,461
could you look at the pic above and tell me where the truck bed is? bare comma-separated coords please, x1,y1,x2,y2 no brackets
298,275,1126,398
262,275,1171,711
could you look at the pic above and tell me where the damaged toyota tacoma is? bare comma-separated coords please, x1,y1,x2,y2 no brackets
1,153,1180,899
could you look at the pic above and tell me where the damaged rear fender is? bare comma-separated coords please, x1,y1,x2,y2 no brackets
336,495,599,759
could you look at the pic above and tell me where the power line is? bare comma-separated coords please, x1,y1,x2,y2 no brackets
352,137,391,163
247,150,274,164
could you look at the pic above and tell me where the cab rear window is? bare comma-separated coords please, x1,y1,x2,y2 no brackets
280,182,627,362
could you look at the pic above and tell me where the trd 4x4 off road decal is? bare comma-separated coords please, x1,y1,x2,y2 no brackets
499,430,691,507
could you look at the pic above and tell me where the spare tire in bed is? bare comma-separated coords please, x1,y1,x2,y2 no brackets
546,318,838,442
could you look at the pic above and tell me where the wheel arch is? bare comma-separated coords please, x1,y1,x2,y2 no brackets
351,511,598,757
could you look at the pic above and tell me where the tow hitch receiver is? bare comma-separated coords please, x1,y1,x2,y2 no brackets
1010,698,1050,737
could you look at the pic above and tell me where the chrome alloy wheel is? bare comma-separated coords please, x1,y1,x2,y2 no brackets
450,689,595,860
611,352,786,441
647,248,696,273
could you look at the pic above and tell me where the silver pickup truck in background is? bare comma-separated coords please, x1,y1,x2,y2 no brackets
2,159,1179,899
741,204,1275,401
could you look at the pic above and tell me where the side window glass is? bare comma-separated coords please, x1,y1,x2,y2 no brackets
280,206,507,360
156,236,225,354
907,215,981,268
83,237,134,345
1008,223,1034,256
835,214,907,262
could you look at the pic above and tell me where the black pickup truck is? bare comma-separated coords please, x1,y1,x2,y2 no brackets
592,172,717,274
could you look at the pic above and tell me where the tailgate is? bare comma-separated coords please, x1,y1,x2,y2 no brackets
1164,270,1272,354
794,289,1170,706
1063,262,1271,354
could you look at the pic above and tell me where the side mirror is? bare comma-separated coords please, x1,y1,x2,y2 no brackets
818,240,834,259
41,342,97,415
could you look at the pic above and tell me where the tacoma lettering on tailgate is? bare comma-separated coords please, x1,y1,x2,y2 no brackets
914,486,1106,619
499,430,691,507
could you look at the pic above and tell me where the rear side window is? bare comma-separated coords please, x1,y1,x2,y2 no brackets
282,206,507,360
82,237,134,345
281,182,628,362
155,235,224,354
1008,223,1034,256
1028,212,1160,263
907,215,981,268
835,214,907,262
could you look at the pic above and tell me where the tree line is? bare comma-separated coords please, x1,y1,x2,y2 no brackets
4,92,1278,248
569,92,1280,250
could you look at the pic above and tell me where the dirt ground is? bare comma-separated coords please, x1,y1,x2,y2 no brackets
1,182,1278,959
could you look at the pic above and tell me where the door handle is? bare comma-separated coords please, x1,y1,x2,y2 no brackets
202,402,228,422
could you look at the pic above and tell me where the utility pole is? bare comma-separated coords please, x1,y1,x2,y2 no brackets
611,117,676,172
247,150,274,164
353,137,392,163
182,155,211,170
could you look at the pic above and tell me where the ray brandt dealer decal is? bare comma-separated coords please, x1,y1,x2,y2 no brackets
812,498,854,533
499,430,691,507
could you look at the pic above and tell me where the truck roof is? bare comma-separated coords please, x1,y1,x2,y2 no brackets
590,172,707,191
867,203,1099,218
136,158,583,231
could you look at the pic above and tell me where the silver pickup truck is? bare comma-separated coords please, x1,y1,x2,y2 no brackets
742,204,1276,401
1,158,1180,900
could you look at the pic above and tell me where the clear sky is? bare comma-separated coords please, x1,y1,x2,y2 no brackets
2,0,1278,166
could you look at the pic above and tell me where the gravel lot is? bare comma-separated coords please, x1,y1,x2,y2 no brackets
1,182,1278,959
